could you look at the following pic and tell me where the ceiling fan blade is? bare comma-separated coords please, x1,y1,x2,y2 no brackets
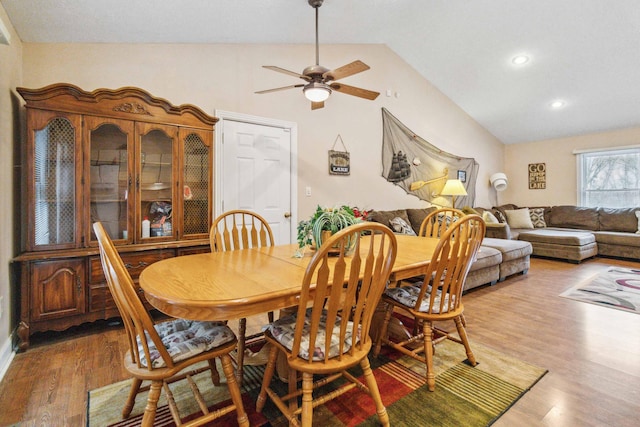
311,101,324,110
262,65,310,81
329,82,380,100
255,84,304,95
323,60,370,82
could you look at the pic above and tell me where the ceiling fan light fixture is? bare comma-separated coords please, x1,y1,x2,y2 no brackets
303,82,331,102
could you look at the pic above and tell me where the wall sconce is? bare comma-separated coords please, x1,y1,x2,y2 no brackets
440,179,467,208
490,173,508,191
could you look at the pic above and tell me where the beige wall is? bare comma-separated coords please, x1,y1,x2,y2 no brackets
21,43,504,219
0,4,22,372
503,128,640,207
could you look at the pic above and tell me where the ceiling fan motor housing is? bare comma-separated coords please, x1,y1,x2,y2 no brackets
308,0,324,8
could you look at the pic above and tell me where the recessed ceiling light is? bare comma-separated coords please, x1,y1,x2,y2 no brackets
511,55,530,65
550,100,566,109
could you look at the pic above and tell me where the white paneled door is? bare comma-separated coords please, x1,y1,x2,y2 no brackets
217,115,296,245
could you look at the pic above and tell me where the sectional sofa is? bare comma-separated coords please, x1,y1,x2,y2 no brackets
366,207,532,291
474,204,640,263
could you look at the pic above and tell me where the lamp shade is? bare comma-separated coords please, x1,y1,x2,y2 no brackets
303,82,331,102
490,173,508,191
441,179,468,196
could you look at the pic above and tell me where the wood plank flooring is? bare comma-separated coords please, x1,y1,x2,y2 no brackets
1,256,639,426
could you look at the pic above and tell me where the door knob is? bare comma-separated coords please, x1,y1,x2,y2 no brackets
284,212,291,218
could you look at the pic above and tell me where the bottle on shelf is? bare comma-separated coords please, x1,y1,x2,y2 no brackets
142,216,150,238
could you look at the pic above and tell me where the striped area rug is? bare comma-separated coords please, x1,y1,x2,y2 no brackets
88,339,546,426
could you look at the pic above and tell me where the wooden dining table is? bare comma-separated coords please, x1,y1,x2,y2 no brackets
139,234,439,322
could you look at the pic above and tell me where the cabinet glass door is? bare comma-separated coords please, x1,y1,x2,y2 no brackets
30,113,82,251
138,123,177,240
86,117,134,244
181,129,212,238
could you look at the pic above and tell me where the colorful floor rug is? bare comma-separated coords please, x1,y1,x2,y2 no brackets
87,339,546,426
560,266,640,314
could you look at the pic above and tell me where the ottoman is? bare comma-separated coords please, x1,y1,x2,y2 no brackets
465,245,502,291
481,238,533,281
516,229,597,263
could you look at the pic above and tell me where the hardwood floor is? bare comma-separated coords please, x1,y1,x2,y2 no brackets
1,256,639,426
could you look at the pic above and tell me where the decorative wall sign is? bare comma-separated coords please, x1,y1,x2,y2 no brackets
328,134,350,175
529,163,546,189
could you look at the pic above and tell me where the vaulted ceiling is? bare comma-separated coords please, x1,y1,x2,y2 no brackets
3,0,639,144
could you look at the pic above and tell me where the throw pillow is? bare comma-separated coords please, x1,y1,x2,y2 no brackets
482,210,499,224
505,208,534,229
493,209,507,223
390,216,417,236
461,206,480,215
636,211,640,234
529,207,547,228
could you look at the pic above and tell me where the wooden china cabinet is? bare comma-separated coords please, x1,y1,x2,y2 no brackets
14,84,217,350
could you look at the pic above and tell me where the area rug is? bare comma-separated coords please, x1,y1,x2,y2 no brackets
560,266,640,314
87,339,546,427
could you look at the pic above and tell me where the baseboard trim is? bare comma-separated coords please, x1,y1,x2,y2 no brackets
0,333,16,382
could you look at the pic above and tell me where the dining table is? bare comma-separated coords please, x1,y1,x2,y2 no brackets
139,234,440,323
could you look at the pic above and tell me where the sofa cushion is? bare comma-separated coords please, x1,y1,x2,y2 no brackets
406,207,437,234
593,231,640,247
517,229,596,246
598,207,640,233
469,246,502,271
546,206,599,230
505,208,534,229
368,209,410,230
637,211,640,234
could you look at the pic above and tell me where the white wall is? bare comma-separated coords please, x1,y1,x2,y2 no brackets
0,3,22,379
503,127,640,207
21,43,504,219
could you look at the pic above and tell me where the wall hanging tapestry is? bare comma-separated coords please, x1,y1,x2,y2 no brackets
381,108,479,207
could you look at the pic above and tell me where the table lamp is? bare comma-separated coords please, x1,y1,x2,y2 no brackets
440,179,467,208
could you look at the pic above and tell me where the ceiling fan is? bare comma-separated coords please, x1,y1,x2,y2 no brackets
255,0,380,110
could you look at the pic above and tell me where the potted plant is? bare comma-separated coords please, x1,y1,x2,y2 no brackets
297,205,367,253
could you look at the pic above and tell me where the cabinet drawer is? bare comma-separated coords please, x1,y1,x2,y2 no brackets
89,249,175,284
177,245,210,256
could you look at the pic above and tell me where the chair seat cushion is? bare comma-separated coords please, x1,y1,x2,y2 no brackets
140,319,235,368
267,308,357,361
384,284,452,313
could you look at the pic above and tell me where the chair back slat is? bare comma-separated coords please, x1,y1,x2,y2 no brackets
414,214,485,314
418,208,465,238
93,222,174,371
210,210,275,252
292,223,397,364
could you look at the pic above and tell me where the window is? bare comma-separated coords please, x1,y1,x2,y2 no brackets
577,147,640,208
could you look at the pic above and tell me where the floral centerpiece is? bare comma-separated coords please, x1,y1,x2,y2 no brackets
296,205,370,254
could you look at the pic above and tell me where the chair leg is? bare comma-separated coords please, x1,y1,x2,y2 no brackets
423,321,436,392
373,302,393,357
360,357,390,427
301,372,314,427
141,380,162,427
208,358,221,386
236,317,247,384
454,316,477,366
256,344,279,413
122,377,142,418
220,353,250,427
268,310,275,323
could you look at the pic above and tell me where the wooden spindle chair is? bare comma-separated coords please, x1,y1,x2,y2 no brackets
256,222,397,426
209,209,275,383
93,222,248,427
373,214,485,391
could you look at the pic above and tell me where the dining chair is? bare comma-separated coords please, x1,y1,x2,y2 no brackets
256,222,397,427
210,209,275,383
373,214,485,391
93,222,249,427
418,207,465,238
